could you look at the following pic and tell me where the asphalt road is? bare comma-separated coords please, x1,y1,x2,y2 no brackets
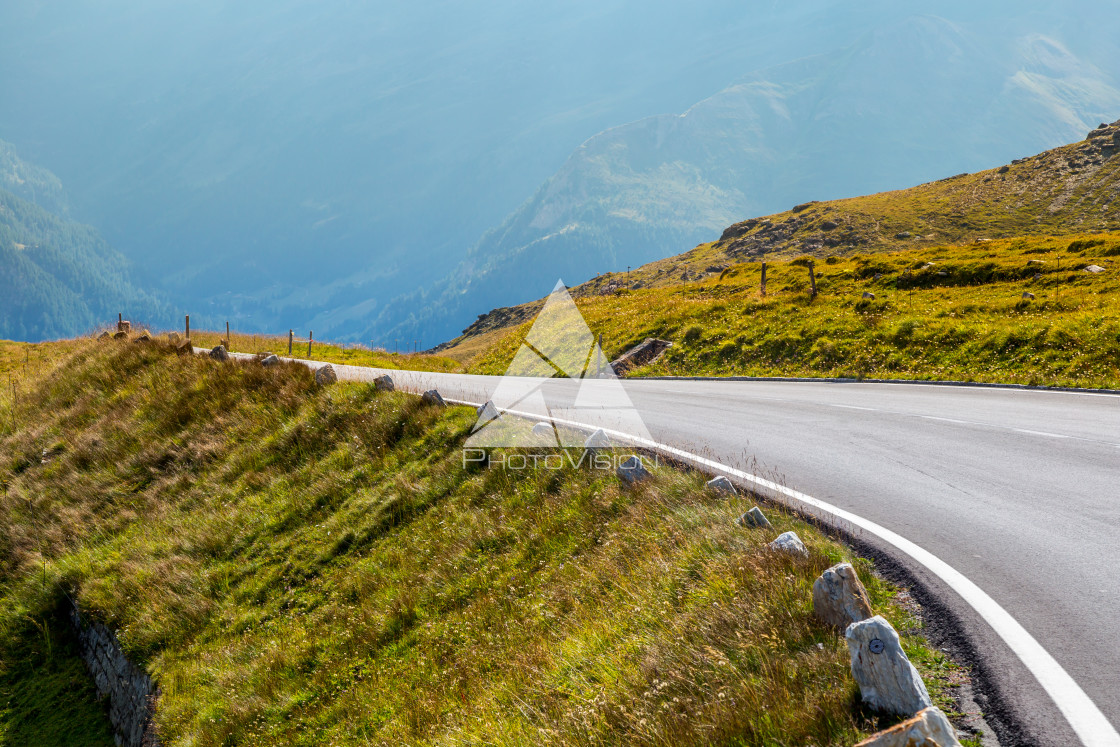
249,353,1120,744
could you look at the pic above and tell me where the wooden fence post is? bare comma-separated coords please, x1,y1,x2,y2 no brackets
597,333,603,377
225,321,230,346
760,261,767,298
289,330,293,355
185,315,190,341
808,260,817,299
308,331,313,358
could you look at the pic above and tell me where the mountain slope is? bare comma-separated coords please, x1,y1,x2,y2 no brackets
0,144,167,339
375,15,1120,346
438,119,1120,388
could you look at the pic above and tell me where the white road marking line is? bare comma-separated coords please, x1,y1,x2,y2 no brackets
919,415,971,425
1013,428,1070,439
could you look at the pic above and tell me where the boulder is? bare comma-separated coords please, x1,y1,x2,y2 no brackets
617,455,651,485
706,475,737,495
769,531,808,558
97,331,111,341
584,428,611,452
476,399,500,422
1085,264,1106,273
373,374,395,392
1022,292,1035,300
812,562,873,629
531,421,554,438
862,291,876,300
113,331,129,340
132,333,151,343
209,345,229,361
737,506,772,529
997,164,1010,174
894,231,911,239
175,341,193,356
422,389,446,407
260,354,280,366
314,364,338,385
846,615,933,716
854,706,962,747
167,332,181,344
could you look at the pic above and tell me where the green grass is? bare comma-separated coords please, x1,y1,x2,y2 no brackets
0,341,970,745
462,232,1120,388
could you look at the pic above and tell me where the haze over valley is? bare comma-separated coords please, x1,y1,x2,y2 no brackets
2,1,1119,343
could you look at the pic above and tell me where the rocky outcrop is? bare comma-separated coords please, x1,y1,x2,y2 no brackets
854,706,962,746
846,615,933,716
812,562,873,629
610,338,673,377
70,605,160,747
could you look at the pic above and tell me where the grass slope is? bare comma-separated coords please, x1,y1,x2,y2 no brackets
463,232,1120,387
0,340,973,745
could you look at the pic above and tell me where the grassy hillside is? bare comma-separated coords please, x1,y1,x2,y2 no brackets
445,123,1120,387
461,232,1120,387
0,340,974,745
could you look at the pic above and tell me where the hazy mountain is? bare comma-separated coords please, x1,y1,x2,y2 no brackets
3,2,1120,345
373,12,1120,345
0,143,167,340
0,0,863,339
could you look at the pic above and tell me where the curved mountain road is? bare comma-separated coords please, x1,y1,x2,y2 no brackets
246,352,1120,744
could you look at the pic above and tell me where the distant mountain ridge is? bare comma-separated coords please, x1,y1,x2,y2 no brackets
0,141,167,340
373,15,1120,347
447,116,1120,346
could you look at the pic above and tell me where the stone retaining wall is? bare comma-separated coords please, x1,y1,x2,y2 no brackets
69,604,160,747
